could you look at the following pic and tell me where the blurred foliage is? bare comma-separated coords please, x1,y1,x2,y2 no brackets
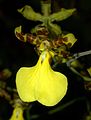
0,0,91,120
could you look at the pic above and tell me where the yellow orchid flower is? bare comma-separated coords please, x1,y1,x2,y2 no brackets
9,106,24,120
16,51,68,106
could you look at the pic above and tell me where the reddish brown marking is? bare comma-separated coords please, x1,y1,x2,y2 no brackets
62,37,68,42
56,39,63,45
37,28,49,36
16,32,24,41
26,34,36,43
67,43,72,48
84,82,91,91
61,51,69,58
51,37,64,48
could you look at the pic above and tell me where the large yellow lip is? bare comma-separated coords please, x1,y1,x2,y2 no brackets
16,51,68,106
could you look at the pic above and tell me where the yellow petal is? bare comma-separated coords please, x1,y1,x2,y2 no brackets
37,52,67,106
16,51,68,106
10,107,24,120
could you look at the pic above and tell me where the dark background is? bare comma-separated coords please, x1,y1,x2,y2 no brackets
0,0,91,120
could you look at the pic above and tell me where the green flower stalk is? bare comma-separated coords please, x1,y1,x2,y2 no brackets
10,104,24,120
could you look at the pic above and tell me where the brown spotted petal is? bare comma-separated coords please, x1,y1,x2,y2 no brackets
15,26,27,42
62,33,77,48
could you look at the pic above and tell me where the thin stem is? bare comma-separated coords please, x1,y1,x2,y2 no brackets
69,67,91,81
29,97,85,119
66,50,91,67
26,104,33,120
48,97,85,114
66,50,91,81
74,50,91,59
